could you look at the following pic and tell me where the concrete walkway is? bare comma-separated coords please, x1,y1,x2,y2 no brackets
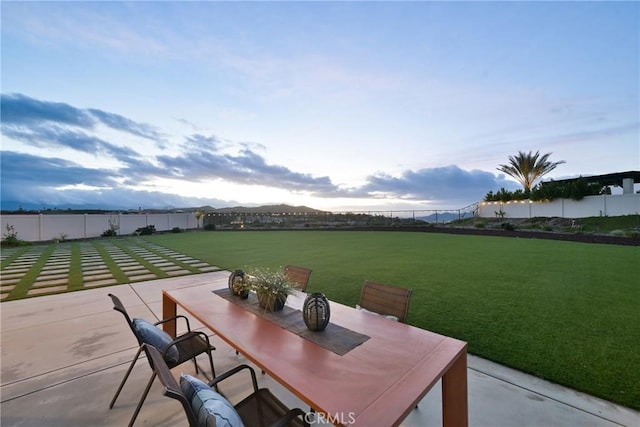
1,271,638,426
0,239,220,300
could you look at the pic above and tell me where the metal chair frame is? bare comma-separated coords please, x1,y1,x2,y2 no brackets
145,344,309,427
108,293,216,427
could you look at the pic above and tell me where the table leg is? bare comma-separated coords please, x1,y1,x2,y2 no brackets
162,292,177,337
442,350,468,427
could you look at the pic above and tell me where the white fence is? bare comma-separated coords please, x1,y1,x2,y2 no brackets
3,195,639,242
477,194,640,219
1,212,199,242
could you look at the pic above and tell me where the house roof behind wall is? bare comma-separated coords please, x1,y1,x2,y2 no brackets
542,171,640,187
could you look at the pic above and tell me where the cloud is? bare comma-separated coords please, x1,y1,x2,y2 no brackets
1,93,94,127
1,93,513,211
2,94,340,194
352,165,518,204
87,108,164,142
0,151,231,210
1,93,163,142
2,123,140,160
156,138,338,193
0,151,118,189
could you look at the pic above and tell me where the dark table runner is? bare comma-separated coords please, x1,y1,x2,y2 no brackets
213,288,370,356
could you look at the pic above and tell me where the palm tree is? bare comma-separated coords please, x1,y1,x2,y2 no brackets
497,150,565,192
195,210,205,228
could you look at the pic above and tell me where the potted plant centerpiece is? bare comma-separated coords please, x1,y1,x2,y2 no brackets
247,268,295,312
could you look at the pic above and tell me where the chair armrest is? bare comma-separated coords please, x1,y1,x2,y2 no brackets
154,314,192,332
162,330,213,358
207,364,260,395
271,408,309,427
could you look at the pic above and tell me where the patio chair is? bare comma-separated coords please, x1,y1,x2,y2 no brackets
107,293,216,427
145,344,310,427
357,281,413,323
284,265,313,292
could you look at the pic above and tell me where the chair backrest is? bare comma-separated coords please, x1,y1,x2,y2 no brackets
145,344,199,426
284,265,312,292
108,293,142,345
358,281,413,323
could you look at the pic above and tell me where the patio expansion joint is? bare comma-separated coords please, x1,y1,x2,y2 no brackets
129,283,162,323
0,348,140,404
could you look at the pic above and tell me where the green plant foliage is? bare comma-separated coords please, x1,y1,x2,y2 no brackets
500,222,515,231
135,225,156,235
485,178,610,202
530,178,609,201
245,267,295,306
1,224,28,247
497,150,565,191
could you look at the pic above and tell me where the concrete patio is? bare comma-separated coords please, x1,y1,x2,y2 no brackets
1,271,638,426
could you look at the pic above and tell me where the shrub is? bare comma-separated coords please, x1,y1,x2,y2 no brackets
485,179,609,202
474,222,486,228
501,222,515,231
1,224,24,247
171,227,182,233
53,233,68,243
136,225,156,235
625,229,640,238
102,229,117,237
107,216,120,236
204,223,216,231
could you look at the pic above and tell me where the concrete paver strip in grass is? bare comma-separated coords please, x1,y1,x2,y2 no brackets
0,237,221,301
166,269,191,276
84,278,118,287
84,273,113,281
123,269,151,276
83,265,108,271
27,285,68,295
35,274,68,281
1,272,24,280
128,273,158,281
120,264,145,271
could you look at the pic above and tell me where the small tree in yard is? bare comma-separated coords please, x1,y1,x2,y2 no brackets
1,224,24,247
497,150,565,194
195,210,205,228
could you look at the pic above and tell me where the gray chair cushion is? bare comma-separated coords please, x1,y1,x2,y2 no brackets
132,318,180,363
180,374,244,427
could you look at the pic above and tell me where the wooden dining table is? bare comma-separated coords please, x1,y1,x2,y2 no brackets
162,283,468,427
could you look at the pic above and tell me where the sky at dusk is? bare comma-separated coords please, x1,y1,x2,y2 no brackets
1,1,638,213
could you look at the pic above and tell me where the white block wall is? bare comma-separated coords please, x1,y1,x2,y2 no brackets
0,213,199,242
478,194,640,219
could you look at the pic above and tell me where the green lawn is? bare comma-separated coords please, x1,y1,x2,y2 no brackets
146,230,640,410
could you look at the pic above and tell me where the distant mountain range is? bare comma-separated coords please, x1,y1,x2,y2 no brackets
416,212,474,223
1,201,330,215
198,204,329,214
